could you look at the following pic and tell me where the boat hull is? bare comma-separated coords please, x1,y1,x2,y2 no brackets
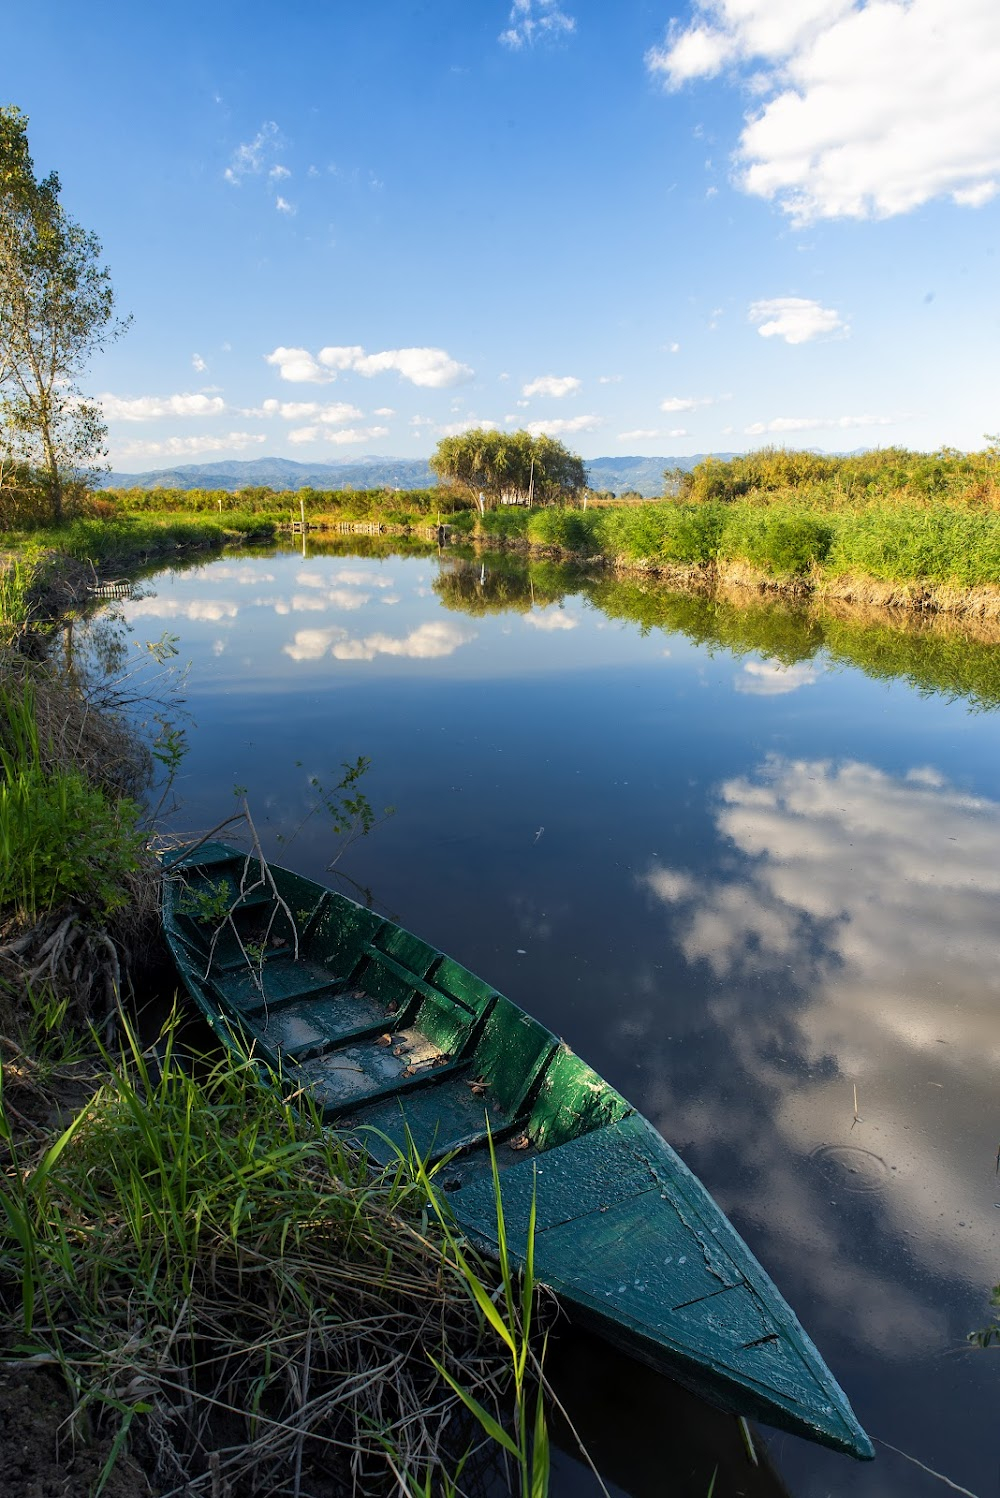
161,840,874,1462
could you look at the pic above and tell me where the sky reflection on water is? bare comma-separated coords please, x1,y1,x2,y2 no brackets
106,544,1000,1498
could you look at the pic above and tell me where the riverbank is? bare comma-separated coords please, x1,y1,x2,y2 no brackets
0,550,549,1497
461,500,1000,620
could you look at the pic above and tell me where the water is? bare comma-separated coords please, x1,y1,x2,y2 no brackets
104,541,1000,1497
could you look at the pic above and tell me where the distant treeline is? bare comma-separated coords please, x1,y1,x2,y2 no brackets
110,486,462,520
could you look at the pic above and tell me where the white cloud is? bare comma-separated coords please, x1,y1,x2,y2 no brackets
264,347,332,384
224,121,282,184
500,0,576,49
269,164,291,181
373,406,395,417
735,659,819,695
436,418,500,437
288,423,389,446
191,353,207,374
749,296,847,344
598,374,623,384
524,414,601,437
522,374,582,399
127,598,239,623
744,413,895,435
116,432,266,460
265,344,473,388
283,620,474,662
328,425,390,445
647,0,1000,224
344,346,473,388
660,394,716,413
253,398,364,423
333,568,395,588
618,429,660,441
275,195,295,214
524,608,579,631
100,392,226,421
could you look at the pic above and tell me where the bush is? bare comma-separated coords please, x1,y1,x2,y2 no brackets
722,508,834,575
526,507,600,552
479,508,532,540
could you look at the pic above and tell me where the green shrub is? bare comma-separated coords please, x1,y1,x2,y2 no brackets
479,507,532,540
722,508,834,575
526,507,600,552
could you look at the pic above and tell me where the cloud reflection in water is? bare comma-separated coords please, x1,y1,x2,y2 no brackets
640,755,1000,1355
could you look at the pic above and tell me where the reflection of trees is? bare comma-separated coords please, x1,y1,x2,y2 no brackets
584,574,1000,711
432,555,578,616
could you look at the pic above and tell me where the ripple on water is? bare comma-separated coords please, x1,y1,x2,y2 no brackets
810,1143,892,1194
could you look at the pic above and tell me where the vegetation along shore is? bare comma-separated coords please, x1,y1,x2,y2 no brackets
90,435,1000,619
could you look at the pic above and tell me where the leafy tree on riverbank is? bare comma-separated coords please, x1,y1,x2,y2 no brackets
430,427,585,509
0,106,126,525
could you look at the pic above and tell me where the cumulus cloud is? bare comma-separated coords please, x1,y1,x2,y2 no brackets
524,608,579,631
100,392,226,421
744,414,894,435
126,598,239,623
735,659,819,695
500,0,576,49
191,353,207,374
275,195,295,214
252,399,364,423
288,423,389,446
618,428,661,441
224,121,282,184
116,433,266,459
265,344,473,388
639,754,1000,1294
524,414,601,437
283,620,474,663
660,394,717,413
749,296,847,344
435,417,501,438
646,0,1000,223
522,374,582,399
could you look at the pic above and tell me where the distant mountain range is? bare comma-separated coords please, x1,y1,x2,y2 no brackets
99,452,738,500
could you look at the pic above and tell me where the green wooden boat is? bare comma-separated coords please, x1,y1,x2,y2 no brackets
161,840,874,1463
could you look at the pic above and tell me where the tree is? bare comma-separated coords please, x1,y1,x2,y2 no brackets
429,428,586,509
1,106,126,524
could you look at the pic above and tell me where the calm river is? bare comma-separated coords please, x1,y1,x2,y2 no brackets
103,539,1000,1498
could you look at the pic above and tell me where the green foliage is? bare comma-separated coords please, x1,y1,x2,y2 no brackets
430,428,585,508
721,508,835,575
0,682,143,921
0,1021,552,1490
479,506,533,540
0,106,126,523
525,506,600,552
675,443,1000,508
597,501,727,565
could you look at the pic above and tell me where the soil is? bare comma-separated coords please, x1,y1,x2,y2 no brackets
0,1367,153,1498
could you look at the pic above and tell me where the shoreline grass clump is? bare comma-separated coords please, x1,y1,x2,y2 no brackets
0,1021,552,1496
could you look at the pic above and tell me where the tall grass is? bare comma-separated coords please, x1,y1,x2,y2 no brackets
0,682,144,922
0,555,41,643
0,1018,553,1494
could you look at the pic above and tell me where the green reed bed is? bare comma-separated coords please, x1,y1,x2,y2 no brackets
512,498,1000,593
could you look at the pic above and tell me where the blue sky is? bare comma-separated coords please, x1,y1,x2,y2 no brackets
10,0,1000,470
